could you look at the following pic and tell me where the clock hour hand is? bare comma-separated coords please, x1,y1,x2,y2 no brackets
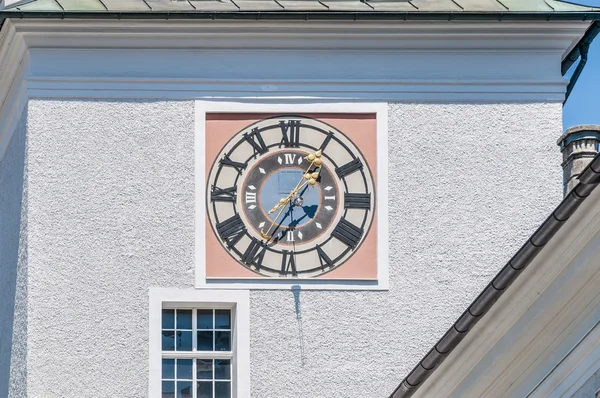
261,150,323,240
267,150,323,215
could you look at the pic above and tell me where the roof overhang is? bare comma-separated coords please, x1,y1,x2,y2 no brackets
393,155,600,397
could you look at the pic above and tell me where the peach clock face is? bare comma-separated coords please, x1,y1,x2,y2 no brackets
206,115,376,278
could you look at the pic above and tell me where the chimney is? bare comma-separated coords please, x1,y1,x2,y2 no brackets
557,125,600,196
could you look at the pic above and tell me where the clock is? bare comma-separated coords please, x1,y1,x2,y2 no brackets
205,115,375,278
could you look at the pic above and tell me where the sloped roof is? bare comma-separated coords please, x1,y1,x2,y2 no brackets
391,149,600,397
3,0,599,15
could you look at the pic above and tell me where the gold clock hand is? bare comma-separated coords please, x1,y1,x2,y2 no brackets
260,150,324,240
267,150,323,215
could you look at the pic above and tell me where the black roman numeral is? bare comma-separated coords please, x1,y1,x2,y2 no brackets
335,158,363,178
279,120,301,148
243,128,268,155
211,186,237,202
241,237,267,268
316,244,334,268
320,132,334,151
344,193,371,209
332,219,363,249
280,250,298,276
220,155,247,174
215,214,246,248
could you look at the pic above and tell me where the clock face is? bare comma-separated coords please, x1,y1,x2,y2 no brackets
206,115,375,277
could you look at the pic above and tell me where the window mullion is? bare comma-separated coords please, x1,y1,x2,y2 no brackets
193,309,197,398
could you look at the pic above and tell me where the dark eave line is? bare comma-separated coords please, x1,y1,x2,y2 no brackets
390,152,600,398
0,10,600,21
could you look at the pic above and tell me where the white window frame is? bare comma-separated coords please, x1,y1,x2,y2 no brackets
149,288,250,398
195,100,389,291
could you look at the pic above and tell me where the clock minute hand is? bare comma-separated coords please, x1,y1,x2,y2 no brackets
267,150,323,215
261,150,323,240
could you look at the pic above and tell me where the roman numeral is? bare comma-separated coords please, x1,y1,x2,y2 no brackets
215,214,246,248
279,120,301,148
335,158,363,179
331,218,363,249
211,186,237,202
241,237,267,268
245,192,256,204
243,128,268,155
344,193,371,209
320,132,334,151
316,244,334,268
220,155,247,174
280,250,298,276
284,153,297,165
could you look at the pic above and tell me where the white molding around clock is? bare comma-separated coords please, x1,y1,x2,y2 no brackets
194,101,389,290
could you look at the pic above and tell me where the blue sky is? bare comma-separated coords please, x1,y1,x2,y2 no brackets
563,0,600,129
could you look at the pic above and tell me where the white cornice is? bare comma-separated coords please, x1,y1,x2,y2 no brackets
414,185,600,398
0,18,591,160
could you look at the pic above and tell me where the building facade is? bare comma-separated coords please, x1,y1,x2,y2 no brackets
0,1,599,397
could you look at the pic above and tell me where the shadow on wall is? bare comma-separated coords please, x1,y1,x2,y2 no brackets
0,106,28,398
291,285,306,366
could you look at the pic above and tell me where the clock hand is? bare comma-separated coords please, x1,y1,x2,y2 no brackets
267,150,323,215
261,150,324,240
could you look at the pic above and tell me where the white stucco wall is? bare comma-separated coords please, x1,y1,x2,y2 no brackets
0,107,27,398
20,99,562,397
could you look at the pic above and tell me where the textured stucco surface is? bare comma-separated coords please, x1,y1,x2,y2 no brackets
22,99,562,398
0,107,27,398
571,368,600,398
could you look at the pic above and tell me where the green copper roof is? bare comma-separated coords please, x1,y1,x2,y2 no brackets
4,0,600,13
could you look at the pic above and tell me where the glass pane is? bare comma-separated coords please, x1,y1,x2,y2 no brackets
197,359,213,380
162,359,175,379
177,381,193,398
162,309,175,329
162,331,175,351
215,331,231,351
176,331,192,351
197,309,213,330
215,310,231,329
215,359,231,380
215,381,231,398
177,359,193,380
197,381,213,398
176,310,192,330
197,331,213,351
162,381,175,398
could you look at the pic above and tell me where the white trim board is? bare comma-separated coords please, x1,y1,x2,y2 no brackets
195,101,389,290
0,19,590,161
148,288,251,398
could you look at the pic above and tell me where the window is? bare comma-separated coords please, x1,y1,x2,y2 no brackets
161,309,233,398
150,289,250,398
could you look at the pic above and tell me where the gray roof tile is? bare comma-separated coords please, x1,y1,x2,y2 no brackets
5,0,600,12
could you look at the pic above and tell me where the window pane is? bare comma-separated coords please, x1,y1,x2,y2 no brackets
162,381,175,398
177,359,193,380
197,331,213,351
177,310,192,330
215,381,231,398
197,359,213,380
215,310,231,329
162,331,175,351
176,331,192,351
197,309,213,330
162,359,175,379
215,331,231,351
162,309,175,329
178,381,193,398
197,381,213,398
215,359,231,380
